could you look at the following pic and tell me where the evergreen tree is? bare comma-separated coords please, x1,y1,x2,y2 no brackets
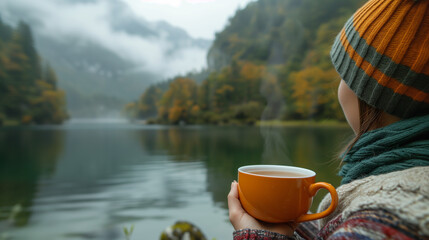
16,22,41,80
0,18,13,43
0,20,68,125
44,64,58,88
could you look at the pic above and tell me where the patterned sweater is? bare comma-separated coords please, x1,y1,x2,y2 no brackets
233,166,429,240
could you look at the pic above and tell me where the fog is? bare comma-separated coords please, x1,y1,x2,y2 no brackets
0,0,212,78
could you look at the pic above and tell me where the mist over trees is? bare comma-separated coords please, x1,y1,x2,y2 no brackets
0,20,68,125
124,0,366,124
0,0,212,118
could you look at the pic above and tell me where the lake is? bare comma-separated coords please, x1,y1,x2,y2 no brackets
0,120,352,240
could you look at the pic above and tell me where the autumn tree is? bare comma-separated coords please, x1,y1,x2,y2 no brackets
158,78,198,124
290,66,340,119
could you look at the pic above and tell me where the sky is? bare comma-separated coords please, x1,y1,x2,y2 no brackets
122,0,255,39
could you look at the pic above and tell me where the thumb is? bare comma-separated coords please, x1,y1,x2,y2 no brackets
228,181,246,216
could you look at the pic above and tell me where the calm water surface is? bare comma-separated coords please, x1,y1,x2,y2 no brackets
0,120,351,240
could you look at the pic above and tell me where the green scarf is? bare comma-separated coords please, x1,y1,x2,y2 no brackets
339,114,429,185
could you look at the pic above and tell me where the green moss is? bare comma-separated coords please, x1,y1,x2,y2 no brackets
160,221,207,240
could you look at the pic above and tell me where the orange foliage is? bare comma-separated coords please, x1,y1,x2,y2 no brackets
21,115,32,124
290,66,339,118
158,77,198,123
240,62,265,80
168,106,184,123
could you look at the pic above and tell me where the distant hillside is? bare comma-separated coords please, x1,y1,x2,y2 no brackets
0,0,211,117
127,0,367,124
34,35,159,117
207,0,365,71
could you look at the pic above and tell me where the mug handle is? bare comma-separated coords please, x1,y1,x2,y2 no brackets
296,182,338,222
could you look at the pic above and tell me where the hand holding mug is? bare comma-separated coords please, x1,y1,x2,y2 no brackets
228,165,338,234
228,181,297,235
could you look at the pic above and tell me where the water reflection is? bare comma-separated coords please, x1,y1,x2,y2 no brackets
0,128,64,226
0,123,352,240
137,125,352,211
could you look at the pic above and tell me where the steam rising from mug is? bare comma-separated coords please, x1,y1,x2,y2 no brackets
259,126,291,165
259,45,291,165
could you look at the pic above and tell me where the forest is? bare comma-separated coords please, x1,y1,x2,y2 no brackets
0,20,68,125
124,0,366,125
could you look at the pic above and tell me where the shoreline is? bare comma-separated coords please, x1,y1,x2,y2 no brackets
256,120,349,127
0,118,350,128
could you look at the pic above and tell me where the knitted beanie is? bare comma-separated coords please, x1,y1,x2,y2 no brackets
330,0,429,118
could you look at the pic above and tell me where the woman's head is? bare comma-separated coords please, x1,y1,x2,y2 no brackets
338,79,401,134
331,0,429,129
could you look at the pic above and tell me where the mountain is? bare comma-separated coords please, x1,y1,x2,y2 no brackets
207,0,365,71
0,0,211,117
129,0,368,124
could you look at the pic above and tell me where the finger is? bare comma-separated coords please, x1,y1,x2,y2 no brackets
228,182,244,213
229,181,239,198
228,181,246,229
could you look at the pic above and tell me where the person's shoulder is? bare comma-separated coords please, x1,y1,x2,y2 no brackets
320,167,429,237
343,166,429,194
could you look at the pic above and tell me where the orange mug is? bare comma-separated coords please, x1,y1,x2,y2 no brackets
238,165,338,223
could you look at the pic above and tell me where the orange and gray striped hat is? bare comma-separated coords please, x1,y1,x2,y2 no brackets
331,0,429,118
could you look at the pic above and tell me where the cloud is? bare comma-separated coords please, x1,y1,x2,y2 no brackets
137,0,215,7
0,0,209,79
122,0,255,39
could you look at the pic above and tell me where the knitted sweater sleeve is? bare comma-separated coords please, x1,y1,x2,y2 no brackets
232,229,298,240
317,209,422,239
233,209,422,240
232,221,318,240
